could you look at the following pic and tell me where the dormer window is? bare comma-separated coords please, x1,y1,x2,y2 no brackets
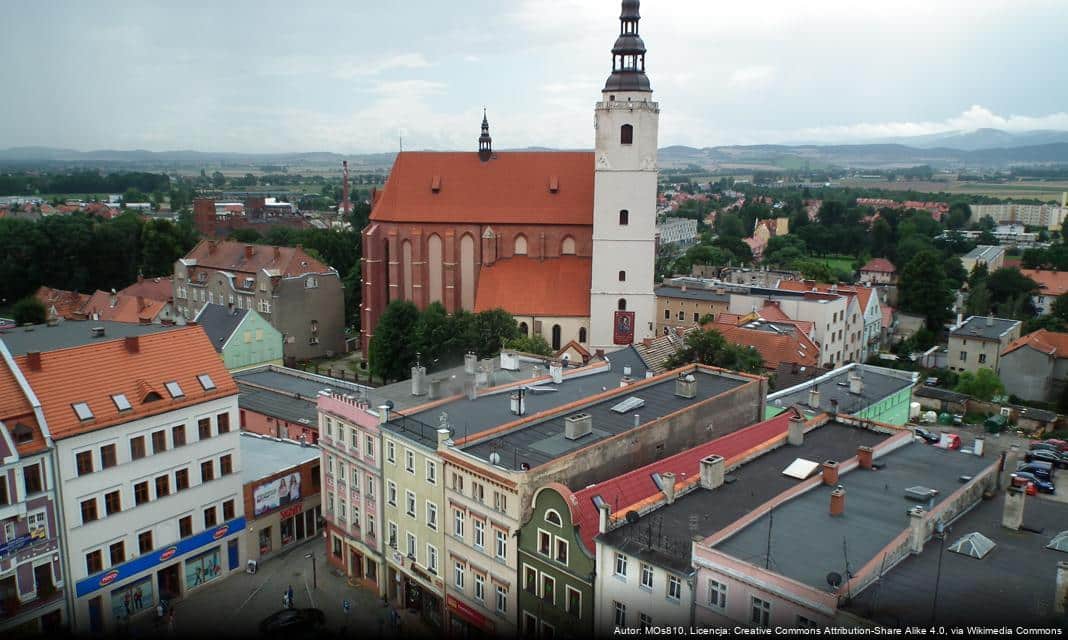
306,276,318,289
164,381,185,399
73,402,94,421
12,422,33,444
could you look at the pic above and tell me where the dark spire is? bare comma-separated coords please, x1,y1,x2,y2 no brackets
478,108,493,162
604,0,651,93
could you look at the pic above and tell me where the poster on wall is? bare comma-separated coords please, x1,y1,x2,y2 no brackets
613,310,635,345
253,472,301,516
110,576,154,622
185,547,222,589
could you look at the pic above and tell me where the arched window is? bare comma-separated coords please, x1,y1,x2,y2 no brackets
545,509,563,527
618,270,626,282
518,322,529,336
619,210,629,226
578,327,587,343
402,239,413,301
427,234,443,303
460,234,475,311
551,324,562,351
561,236,576,255
620,124,633,145
514,234,528,255
617,298,627,311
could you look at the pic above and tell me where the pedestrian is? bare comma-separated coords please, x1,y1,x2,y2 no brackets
134,587,143,609
286,584,294,608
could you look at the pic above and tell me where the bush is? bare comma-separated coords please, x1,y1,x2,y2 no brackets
12,296,46,325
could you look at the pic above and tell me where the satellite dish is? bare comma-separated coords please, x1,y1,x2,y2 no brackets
826,572,842,588
489,452,501,465
625,511,640,524
385,400,395,410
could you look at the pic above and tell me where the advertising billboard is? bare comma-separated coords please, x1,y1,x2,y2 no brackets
253,472,301,517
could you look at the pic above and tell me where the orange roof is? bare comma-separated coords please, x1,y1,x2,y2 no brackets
35,286,91,319
777,280,875,311
474,256,591,317
0,361,47,456
81,290,167,324
371,151,595,225
860,258,896,273
14,326,237,440
183,240,332,277
1020,269,1068,298
1002,329,1068,358
711,322,820,369
119,276,174,302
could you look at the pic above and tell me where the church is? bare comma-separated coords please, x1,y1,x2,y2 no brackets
360,0,659,355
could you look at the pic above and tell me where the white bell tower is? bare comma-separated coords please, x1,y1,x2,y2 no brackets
589,0,659,351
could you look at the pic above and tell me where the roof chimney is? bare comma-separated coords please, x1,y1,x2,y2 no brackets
908,506,927,552
598,503,611,535
137,295,146,312
700,455,725,490
378,404,390,425
857,446,874,470
675,373,697,398
807,386,820,409
986,313,994,327
1002,485,1025,531
90,326,106,338
829,487,845,517
787,414,805,446
821,460,839,486
849,370,863,395
411,365,427,396
208,240,218,254
437,427,451,449
428,377,442,400
26,352,41,371
660,472,677,504
124,336,140,353
464,351,477,375
245,245,254,259
549,360,563,385
564,413,592,440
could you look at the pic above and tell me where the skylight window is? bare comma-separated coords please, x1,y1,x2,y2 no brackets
112,394,132,411
197,374,216,391
165,381,185,398
73,402,94,421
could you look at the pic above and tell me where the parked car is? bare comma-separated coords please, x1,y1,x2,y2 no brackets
914,427,940,444
1016,461,1055,481
1036,439,1068,452
1024,449,1068,469
259,609,325,637
1010,471,1056,494
1030,442,1063,453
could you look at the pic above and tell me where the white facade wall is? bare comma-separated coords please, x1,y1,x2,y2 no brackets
594,542,693,633
728,295,850,367
970,203,1066,230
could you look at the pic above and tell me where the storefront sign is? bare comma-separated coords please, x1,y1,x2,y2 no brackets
446,595,494,633
253,472,301,516
279,501,304,520
0,534,32,558
613,310,635,345
76,517,245,597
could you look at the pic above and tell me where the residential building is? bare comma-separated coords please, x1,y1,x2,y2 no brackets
764,363,918,425
654,285,730,336
173,240,345,360
726,288,852,368
239,433,321,568
1019,269,1068,316
942,225,1043,249
970,202,1066,231
233,365,370,441
0,345,64,634
192,197,311,239
998,329,1068,403
858,258,897,286
715,267,802,289
777,281,883,361
6,325,244,634
117,275,174,304
947,315,1022,374
34,287,178,325
194,303,283,371
961,245,1006,274
707,316,820,374
655,217,698,246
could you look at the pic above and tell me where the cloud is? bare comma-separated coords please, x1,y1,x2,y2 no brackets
261,52,431,79
333,53,431,79
726,66,776,91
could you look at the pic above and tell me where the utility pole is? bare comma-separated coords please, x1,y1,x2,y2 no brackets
305,552,317,589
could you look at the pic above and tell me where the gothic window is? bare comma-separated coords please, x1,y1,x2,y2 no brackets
619,210,629,226
561,236,576,255
617,298,627,311
578,327,587,343
518,322,529,336
427,234,443,303
620,124,633,145
551,325,562,351
514,234,528,255
618,270,626,282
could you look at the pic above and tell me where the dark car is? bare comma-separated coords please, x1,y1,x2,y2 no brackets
1036,439,1068,452
259,608,325,636
1030,442,1063,453
1011,471,1056,494
914,427,940,444
1016,461,1055,481
1024,449,1068,469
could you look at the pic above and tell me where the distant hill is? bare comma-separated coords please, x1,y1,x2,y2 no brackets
872,128,1068,151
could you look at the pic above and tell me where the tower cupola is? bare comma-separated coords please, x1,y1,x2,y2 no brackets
478,109,493,162
604,0,650,92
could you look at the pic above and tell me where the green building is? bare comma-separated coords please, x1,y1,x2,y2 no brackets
518,485,596,640
195,303,283,371
766,363,917,425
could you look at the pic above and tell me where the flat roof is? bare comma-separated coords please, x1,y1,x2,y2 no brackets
949,315,1020,341
767,364,916,416
0,320,178,356
714,441,992,589
963,244,1005,261
234,365,369,400
236,381,317,426
240,432,320,483
655,286,730,303
599,420,890,573
843,490,1068,626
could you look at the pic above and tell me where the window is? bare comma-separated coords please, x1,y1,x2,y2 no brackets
352,469,360,491
109,541,125,566
201,460,214,482
366,476,375,499
172,425,186,448
640,563,653,589
405,490,416,518
495,585,507,614
678,311,685,321
668,576,682,601
494,491,507,513
138,531,153,554
707,579,727,610
797,616,820,629
538,530,551,555
306,275,318,289
475,574,485,602
617,298,627,311
579,327,587,343
130,436,146,460
694,312,700,322
220,454,233,476
615,553,628,577
542,574,555,605
664,309,671,320
545,509,562,527
86,550,103,574
198,418,212,440
134,481,149,505
81,498,99,524
473,482,484,503
614,601,626,627
365,435,374,460
514,234,528,255
155,475,170,498
524,565,538,594
76,451,94,476
452,472,464,493
750,596,771,628
350,428,358,450
426,502,438,530
165,381,184,398
426,460,436,484
204,506,217,528
566,585,581,616
639,613,652,629
387,441,396,463
495,529,507,559
454,562,465,589
27,510,47,538
619,209,629,226
405,450,415,473
474,519,485,548
73,402,94,421
151,430,167,454
620,124,633,144
101,444,117,469
618,270,626,282
978,353,987,364
556,538,569,564
388,521,398,547
217,413,230,434
426,544,438,575
959,351,967,362
179,515,193,539
387,481,397,506
0,476,6,506
406,533,417,559
454,509,465,538
175,469,190,491
197,374,216,390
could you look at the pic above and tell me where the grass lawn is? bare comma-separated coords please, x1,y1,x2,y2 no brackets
816,255,856,273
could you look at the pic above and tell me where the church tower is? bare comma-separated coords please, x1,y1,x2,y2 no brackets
589,0,659,350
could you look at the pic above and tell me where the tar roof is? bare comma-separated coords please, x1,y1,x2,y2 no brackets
950,315,1020,341
195,303,249,353
236,382,317,427
599,420,890,573
767,363,916,416
234,366,370,402
714,440,992,589
655,286,730,303
240,432,320,484
843,490,1068,626
0,320,178,356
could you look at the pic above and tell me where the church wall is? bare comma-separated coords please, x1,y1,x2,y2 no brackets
514,315,590,351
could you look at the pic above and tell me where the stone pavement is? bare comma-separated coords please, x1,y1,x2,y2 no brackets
123,537,432,639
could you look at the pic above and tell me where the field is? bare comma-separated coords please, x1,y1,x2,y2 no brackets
838,179,1068,202
814,255,856,273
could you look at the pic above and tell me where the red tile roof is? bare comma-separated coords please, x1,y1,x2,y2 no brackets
1020,269,1068,298
119,276,174,302
371,151,595,225
81,290,168,324
14,326,237,440
776,280,875,313
860,258,896,273
0,360,46,456
566,409,803,553
710,322,820,370
35,287,91,319
183,240,332,277
474,256,591,317
1002,329,1068,358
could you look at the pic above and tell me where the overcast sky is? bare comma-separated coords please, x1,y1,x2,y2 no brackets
2,0,1066,153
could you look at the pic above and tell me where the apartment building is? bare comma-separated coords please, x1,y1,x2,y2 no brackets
961,245,1006,274
727,290,852,367
947,315,1022,374
970,202,1066,231
654,285,730,336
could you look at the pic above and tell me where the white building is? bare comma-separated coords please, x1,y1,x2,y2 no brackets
970,202,1065,231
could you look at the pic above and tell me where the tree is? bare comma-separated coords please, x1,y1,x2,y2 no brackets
870,218,893,258
472,309,520,359
368,301,420,383
229,228,263,243
944,203,971,230
964,283,991,317
12,296,46,325
898,250,954,329
211,171,226,188
504,335,554,357
1052,292,1068,323
663,328,764,374
954,369,1005,402
984,268,1039,318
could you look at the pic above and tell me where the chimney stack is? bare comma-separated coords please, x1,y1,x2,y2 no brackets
986,313,994,327
675,373,697,399
829,487,845,517
274,246,281,260
858,446,874,470
787,414,805,446
849,370,863,395
437,427,451,449
378,405,390,425
208,240,218,255
549,360,563,385
26,352,41,371
700,455,725,490
1056,562,1068,616
124,336,140,353
137,295,146,312
411,365,427,396
661,472,677,504
428,377,442,400
245,245,254,259
808,386,820,409
1002,485,1026,531
464,352,477,375
598,503,611,535
908,506,927,553
822,460,839,486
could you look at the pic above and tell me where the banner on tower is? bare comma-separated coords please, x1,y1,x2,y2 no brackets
613,311,635,345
